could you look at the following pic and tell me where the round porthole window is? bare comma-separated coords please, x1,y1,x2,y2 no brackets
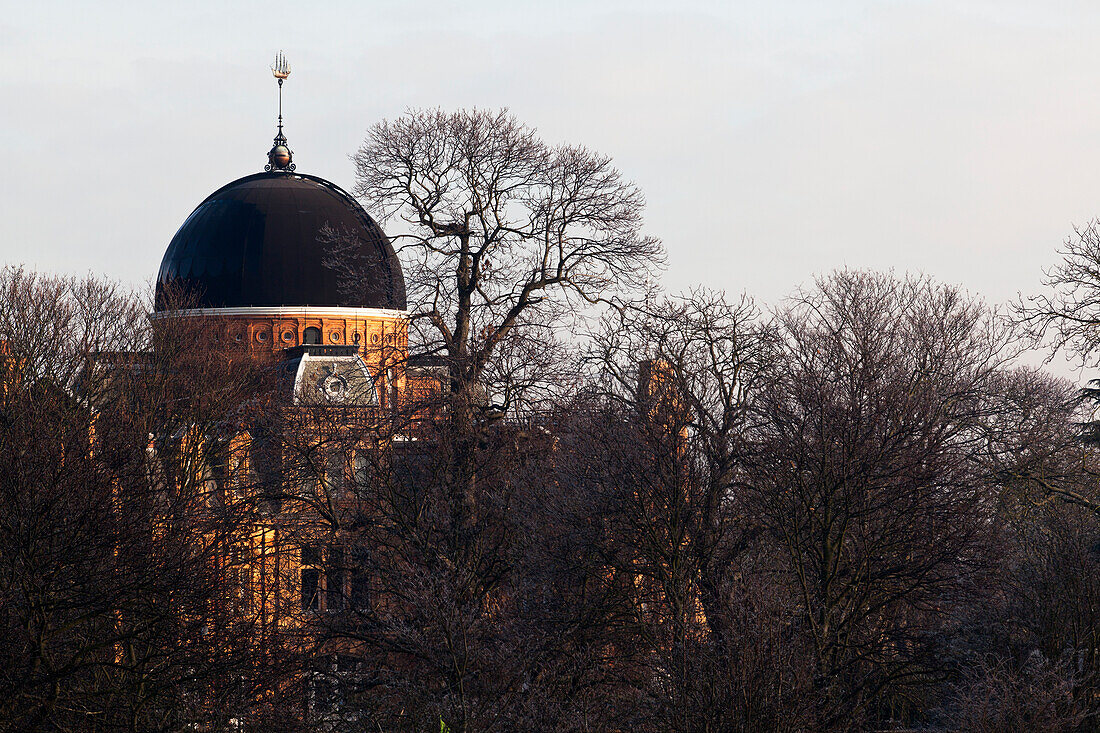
282,331,295,343
234,332,243,343
371,333,380,344
385,334,394,344
330,332,341,343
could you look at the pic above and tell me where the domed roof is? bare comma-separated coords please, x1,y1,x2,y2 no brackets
155,172,405,311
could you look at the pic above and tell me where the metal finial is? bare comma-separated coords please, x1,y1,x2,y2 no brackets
271,51,291,80
266,51,295,172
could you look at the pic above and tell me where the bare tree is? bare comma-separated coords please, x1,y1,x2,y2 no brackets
977,368,1100,515
1015,221,1100,365
349,108,662,423
575,290,818,731
0,268,294,732
941,657,1090,733
279,401,570,732
749,270,1016,728
592,290,776,630
299,109,663,733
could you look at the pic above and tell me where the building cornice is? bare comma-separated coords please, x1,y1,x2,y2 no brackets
152,306,409,320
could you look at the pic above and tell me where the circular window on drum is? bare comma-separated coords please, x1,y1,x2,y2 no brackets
330,332,342,343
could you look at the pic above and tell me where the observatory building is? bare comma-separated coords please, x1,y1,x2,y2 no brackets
154,53,411,408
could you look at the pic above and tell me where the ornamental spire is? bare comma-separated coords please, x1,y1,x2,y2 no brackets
266,51,295,172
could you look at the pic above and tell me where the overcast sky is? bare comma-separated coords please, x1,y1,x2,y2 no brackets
4,0,1100,374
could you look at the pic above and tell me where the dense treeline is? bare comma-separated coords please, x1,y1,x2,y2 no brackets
0,272,306,731
317,272,1099,732
3,109,1100,731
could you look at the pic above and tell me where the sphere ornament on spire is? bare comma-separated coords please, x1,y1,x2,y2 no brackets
266,51,295,172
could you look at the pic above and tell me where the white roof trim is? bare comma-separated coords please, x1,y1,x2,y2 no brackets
153,306,409,320
291,352,310,403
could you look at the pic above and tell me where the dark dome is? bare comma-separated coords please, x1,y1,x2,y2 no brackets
156,172,405,311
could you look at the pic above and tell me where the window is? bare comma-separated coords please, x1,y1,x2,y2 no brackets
303,327,322,345
325,449,345,498
352,450,373,493
325,546,345,611
228,545,251,613
350,549,371,612
226,444,249,497
301,543,322,610
301,568,319,611
301,544,320,566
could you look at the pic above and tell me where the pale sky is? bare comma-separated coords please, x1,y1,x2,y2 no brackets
4,0,1100,376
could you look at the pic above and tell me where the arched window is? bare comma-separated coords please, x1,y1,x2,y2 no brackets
303,327,322,345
